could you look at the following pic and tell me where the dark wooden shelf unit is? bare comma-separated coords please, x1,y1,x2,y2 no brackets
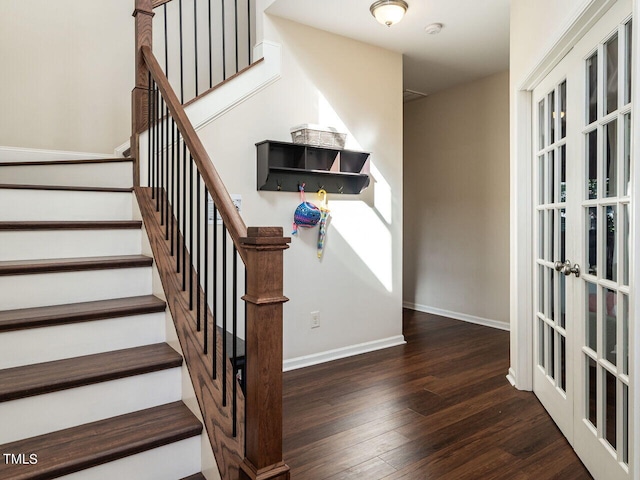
256,140,370,194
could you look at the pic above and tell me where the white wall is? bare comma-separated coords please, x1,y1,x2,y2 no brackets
0,0,134,154
403,71,510,328
195,15,405,364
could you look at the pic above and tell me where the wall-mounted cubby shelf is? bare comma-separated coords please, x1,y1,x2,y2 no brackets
256,140,370,194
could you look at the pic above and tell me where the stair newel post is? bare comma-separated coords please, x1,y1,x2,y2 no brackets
239,227,291,480
131,0,154,187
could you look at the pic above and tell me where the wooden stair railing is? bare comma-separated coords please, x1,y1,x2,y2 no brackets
131,2,290,479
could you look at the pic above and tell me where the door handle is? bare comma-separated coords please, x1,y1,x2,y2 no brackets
564,262,580,277
554,260,581,277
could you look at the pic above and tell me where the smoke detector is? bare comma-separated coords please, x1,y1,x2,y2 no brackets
424,23,443,35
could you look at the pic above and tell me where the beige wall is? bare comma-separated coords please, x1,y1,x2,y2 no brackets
0,0,134,153
196,16,405,363
403,71,510,326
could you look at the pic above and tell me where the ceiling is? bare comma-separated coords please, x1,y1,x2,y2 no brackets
266,0,510,99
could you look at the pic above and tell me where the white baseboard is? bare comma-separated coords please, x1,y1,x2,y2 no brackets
0,146,114,162
283,335,406,372
506,368,517,387
403,302,510,332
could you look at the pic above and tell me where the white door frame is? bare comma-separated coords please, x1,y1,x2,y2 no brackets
509,0,640,475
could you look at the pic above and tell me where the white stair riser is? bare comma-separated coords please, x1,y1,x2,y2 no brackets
0,229,142,261
0,368,182,444
0,163,133,189
0,267,152,310
57,436,201,480
0,312,166,369
0,189,133,221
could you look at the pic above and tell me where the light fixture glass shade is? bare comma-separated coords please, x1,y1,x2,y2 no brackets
370,0,408,27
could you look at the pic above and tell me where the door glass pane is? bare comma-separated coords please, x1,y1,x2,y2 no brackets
560,335,567,392
605,205,617,281
559,272,566,328
539,100,546,149
605,121,617,197
622,205,630,285
587,356,598,427
549,268,555,320
604,288,617,365
605,33,619,115
560,208,566,261
549,91,556,144
549,325,556,379
586,282,597,351
539,318,546,368
587,130,598,199
625,20,633,105
587,207,598,275
549,151,556,204
539,210,545,258
539,265,545,313
623,383,629,464
560,145,567,202
622,294,629,375
587,52,598,124
560,81,567,138
550,209,555,260
539,155,546,204
605,370,617,448
624,113,631,196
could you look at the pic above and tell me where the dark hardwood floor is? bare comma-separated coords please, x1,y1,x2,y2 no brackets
282,309,592,479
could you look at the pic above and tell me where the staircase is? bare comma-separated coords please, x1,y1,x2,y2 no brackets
0,158,207,479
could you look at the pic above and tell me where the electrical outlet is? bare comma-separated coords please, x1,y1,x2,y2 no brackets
310,311,320,329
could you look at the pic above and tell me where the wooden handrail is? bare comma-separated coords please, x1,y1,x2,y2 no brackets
141,45,248,255
152,0,172,8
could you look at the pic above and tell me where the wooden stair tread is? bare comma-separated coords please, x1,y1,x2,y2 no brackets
181,474,207,480
0,295,166,332
0,255,152,276
0,220,142,231
0,184,133,193
0,343,182,402
0,401,201,480
0,158,133,167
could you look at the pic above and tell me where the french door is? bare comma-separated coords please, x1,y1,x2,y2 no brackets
533,2,633,479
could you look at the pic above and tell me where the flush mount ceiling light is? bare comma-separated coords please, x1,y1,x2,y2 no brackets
370,0,409,27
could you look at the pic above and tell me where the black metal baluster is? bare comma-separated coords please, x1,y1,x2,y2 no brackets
170,118,176,253
147,74,152,189
176,126,182,270
155,86,160,211
196,172,202,329
243,272,247,454
189,155,194,309
212,204,218,379
222,223,227,406
150,81,155,199
160,97,165,225
232,245,238,437
247,0,252,65
194,0,199,97
208,0,213,88
234,0,239,74
182,143,187,290
204,185,209,354
179,0,185,103
164,104,170,239
221,0,227,80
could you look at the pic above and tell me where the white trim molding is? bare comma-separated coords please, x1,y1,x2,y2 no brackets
0,146,115,163
283,335,406,372
404,302,510,332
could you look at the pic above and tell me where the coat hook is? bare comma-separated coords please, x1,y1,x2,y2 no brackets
276,180,282,191
337,184,344,194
